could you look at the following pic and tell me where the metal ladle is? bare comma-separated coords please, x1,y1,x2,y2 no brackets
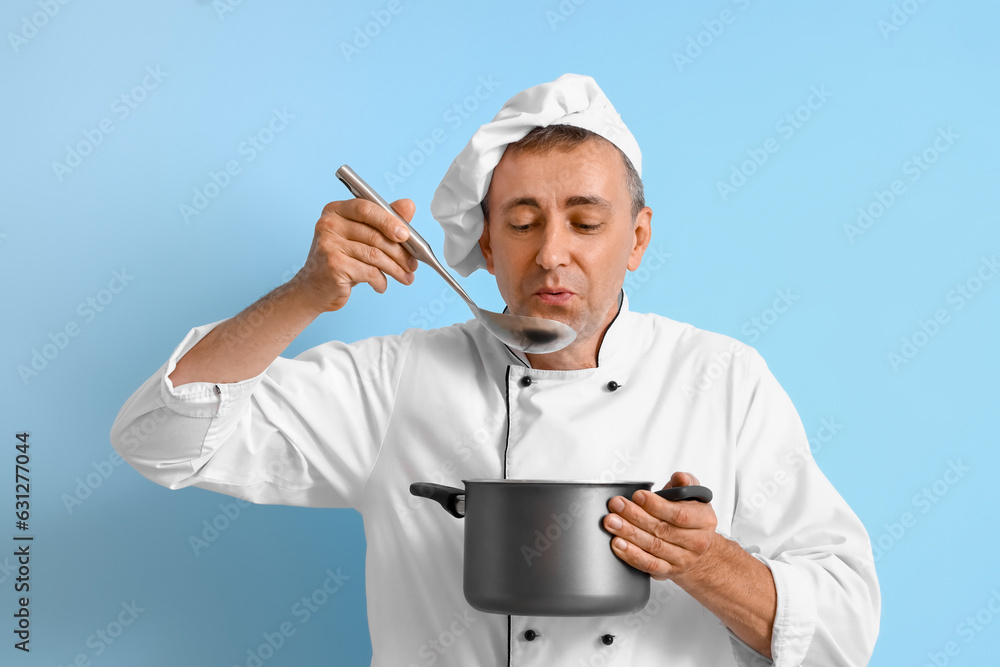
336,165,576,354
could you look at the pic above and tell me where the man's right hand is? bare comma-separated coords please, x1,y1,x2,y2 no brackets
168,197,419,387
291,198,420,313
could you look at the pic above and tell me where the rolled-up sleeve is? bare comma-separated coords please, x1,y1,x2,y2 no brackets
110,318,410,509
728,350,880,666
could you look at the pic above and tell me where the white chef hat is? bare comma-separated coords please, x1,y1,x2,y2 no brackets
429,73,642,277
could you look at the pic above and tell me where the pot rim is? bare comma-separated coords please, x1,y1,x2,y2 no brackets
462,478,654,486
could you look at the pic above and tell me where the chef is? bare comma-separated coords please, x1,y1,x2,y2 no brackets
111,73,880,666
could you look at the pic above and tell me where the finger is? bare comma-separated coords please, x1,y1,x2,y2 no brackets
608,534,675,579
335,213,419,274
336,220,416,275
605,512,688,561
609,528,707,580
614,492,715,533
310,220,413,287
325,199,419,273
665,471,700,488
604,501,715,555
389,198,416,224
338,198,412,244
340,240,415,286
382,199,420,272
323,210,415,273
605,502,710,556
341,254,390,294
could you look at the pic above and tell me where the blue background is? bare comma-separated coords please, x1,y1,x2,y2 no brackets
3,1,998,665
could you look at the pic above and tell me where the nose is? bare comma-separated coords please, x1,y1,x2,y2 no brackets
535,221,571,270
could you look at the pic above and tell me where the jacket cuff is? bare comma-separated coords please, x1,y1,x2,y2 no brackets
160,319,264,419
751,553,817,666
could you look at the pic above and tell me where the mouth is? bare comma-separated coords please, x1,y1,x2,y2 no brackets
533,288,575,306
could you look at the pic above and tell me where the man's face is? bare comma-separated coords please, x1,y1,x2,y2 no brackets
478,139,652,350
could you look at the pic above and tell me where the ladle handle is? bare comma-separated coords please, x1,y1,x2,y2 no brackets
335,165,478,313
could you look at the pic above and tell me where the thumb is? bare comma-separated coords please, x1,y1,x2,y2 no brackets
664,471,700,489
390,198,416,224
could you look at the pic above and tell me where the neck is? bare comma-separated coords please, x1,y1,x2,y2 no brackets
524,296,621,370
525,340,600,371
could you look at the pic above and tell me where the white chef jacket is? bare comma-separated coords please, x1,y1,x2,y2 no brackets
110,292,880,666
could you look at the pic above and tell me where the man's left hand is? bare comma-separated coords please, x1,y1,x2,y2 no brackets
603,471,719,581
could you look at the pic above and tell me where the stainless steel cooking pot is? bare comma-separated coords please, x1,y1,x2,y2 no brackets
409,479,712,616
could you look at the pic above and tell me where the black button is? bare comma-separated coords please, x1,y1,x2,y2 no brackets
213,385,222,395
524,629,538,641
519,376,532,387
606,381,620,392
601,633,615,645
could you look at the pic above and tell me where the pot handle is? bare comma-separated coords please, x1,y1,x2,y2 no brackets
654,485,713,503
409,483,466,518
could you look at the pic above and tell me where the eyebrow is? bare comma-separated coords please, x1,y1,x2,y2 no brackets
499,195,614,216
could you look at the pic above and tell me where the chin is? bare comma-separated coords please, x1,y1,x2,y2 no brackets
526,304,583,329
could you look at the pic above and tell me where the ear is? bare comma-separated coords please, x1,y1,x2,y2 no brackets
627,206,653,271
478,218,496,275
